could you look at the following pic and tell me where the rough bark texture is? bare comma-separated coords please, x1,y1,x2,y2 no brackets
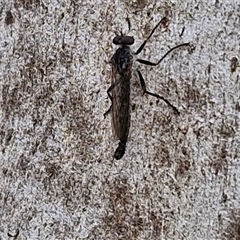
1,0,239,239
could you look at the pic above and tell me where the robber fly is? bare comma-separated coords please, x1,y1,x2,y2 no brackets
105,17,189,160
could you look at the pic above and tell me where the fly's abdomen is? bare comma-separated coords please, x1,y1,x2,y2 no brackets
112,80,130,160
112,77,130,143
111,47,132,159
114,141,126,160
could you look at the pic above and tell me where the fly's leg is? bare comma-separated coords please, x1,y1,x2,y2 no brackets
135,43,190,114
137,70,180,115
134,19,189,114
135,15,189,57
135,17,167,55
137,43,189,66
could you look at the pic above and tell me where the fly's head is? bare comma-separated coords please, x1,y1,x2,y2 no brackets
113,31,134,46
112,31,134,74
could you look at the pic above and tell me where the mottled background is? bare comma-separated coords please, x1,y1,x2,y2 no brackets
0,0,239,239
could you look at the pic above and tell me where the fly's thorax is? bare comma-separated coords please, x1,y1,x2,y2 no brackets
112,46,133,75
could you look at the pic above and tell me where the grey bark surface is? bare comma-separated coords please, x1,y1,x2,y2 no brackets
0,0,240,239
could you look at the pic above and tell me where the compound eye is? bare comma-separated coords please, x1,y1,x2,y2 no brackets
121,36,134,45
113,36,122,45
113,36,134,45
